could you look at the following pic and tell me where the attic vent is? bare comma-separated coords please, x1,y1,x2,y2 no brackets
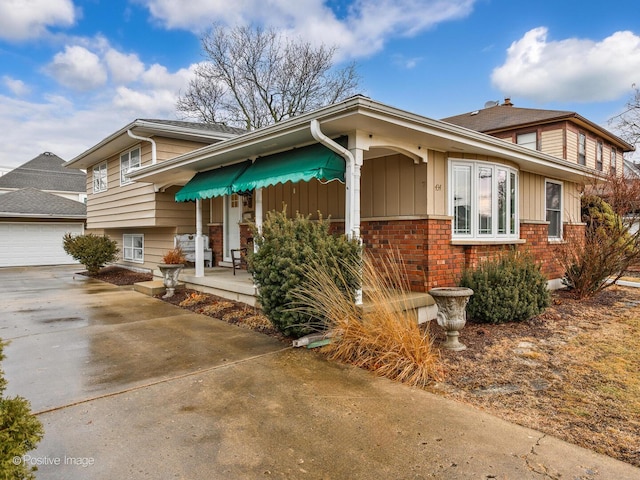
43,152,54,156
470,110,479,116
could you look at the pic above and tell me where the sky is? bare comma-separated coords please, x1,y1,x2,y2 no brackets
1,0,640,171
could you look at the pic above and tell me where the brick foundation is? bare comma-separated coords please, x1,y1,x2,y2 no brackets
211,217,585,292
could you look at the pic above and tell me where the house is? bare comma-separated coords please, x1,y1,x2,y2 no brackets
441,98,632,177
66,96,631,293
0,152,88,267
0,151,87,202
63,119,245,268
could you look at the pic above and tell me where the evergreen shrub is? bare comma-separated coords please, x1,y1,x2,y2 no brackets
248,208,361,338
0,340,43,480
459,249,550,324
62,233,119,274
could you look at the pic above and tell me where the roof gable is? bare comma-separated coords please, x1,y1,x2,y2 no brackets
0,187,86,218
0,152,86,192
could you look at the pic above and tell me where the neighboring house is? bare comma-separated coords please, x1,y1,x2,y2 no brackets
441,98,633,177
624,158,640,179
0,188,86,266
0,151,87,203
0,152,88,267
63,119,245,268
67,96,630,291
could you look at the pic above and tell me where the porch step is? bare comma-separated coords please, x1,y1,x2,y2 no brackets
133,280,185,297
362,291,437,324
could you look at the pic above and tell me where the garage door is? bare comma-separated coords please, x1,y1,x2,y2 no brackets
0,223,84,267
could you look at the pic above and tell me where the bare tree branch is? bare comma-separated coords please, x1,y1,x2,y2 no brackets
177,24,360,130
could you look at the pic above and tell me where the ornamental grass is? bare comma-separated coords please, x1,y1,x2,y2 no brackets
291,251,444,387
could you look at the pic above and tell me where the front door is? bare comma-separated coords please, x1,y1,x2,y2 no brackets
224,193,242,261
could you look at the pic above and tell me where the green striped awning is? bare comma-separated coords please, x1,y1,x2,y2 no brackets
175,160,251,202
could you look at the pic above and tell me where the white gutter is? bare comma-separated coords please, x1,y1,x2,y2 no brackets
127,129,157,165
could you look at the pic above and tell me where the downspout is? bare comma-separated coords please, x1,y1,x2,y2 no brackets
127,130,157,165
309,119,356,238
310,119,363,305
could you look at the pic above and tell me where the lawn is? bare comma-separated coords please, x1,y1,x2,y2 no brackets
430,286,640,467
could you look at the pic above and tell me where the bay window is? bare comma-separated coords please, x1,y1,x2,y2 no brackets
450,160,519,240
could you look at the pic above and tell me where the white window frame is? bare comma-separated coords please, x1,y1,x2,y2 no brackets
596,141,603,171
516,132,537,150
578,133,586,165
92,162,107,193
611,148,617,175
123,234,144,263
545,179,563,240
449,159,519,240
120,147,141,185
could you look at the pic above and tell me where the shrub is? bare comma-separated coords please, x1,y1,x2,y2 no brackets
291,251,444,386
0,340,43,480
459,249,550,324
62,233,119,275
247,208,361,338
558,194,640,298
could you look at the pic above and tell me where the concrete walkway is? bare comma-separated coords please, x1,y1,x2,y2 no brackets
2,266,638,479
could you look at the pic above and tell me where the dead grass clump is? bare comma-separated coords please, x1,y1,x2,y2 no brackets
199,301,234,315
292,252,444,387
179,292,209,307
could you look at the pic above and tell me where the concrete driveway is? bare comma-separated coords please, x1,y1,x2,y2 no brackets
2,266,638,479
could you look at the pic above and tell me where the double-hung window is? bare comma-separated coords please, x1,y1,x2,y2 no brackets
450,160,519,240
578,133,586,165
516,132,537,150
545,180,563,239
92,162,107,193
123,234,144,263
120,147,141,185
611,149,617,175
596,141,603,171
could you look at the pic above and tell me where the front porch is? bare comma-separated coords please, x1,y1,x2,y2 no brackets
143,265,437,322
159,267,258,306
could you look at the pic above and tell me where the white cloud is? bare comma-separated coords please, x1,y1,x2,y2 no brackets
140,0,476,59
46,45,108,91
492,28,640,103
104,49,146,84
0,0,75,41
3,76,30,96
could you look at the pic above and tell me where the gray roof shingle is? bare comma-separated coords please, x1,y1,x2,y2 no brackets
0,188,86,218
441,106,576,133
139,119,247,136
0,152,86,192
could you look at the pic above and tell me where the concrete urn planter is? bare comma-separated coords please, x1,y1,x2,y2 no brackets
428,287,474,351
158,263,184,298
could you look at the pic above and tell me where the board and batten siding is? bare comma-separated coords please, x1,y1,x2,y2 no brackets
520,171,581,224
361,153,429,218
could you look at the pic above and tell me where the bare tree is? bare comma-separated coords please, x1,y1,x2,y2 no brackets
609,85,640,148
555,171,640,298
177,24,360,130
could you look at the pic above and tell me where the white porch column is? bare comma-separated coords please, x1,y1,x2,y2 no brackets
254,188,263,253
346,148,363,240
195,198,204,277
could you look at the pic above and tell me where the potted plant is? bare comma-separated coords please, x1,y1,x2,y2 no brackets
158,246,186,298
